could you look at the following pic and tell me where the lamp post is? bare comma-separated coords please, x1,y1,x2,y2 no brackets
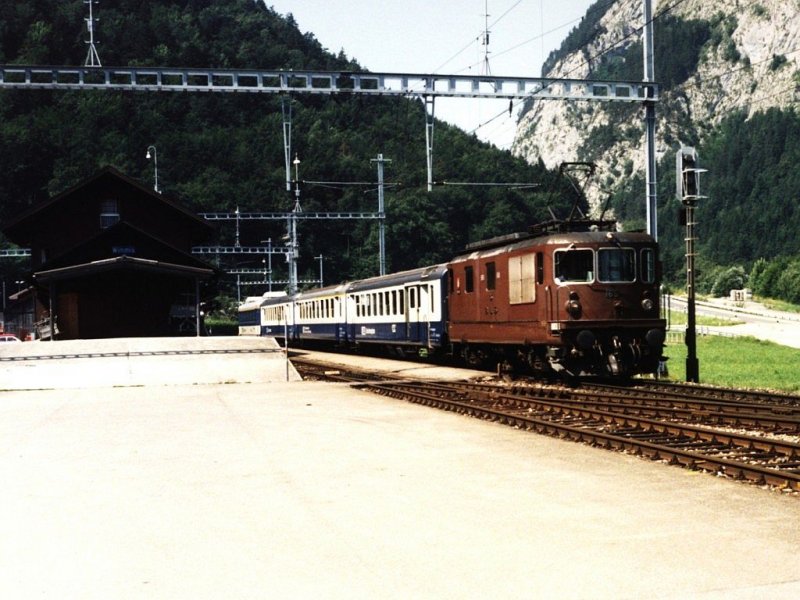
145,145,159,192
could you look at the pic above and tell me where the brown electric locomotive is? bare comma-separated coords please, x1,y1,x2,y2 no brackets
446,218,667,377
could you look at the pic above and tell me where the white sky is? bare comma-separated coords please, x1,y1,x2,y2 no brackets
264,1,596,149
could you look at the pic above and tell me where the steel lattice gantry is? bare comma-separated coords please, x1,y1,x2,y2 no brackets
0,65,657,102
0,249,32,257
198,211,381,221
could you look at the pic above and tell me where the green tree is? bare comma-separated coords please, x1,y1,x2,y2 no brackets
711,265,747,297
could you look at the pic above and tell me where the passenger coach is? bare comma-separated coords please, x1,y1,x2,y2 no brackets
346,265,448,354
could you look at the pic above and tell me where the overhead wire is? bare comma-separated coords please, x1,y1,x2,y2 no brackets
469,0,690,137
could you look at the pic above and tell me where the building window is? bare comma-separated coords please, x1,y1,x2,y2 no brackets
100,199,120,229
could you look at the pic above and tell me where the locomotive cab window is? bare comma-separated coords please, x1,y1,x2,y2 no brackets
554,249,594,283
598,248,636,283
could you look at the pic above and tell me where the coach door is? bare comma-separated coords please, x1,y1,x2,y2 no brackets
404,284,427,343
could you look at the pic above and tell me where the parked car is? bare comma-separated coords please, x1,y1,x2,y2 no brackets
0,334,21,343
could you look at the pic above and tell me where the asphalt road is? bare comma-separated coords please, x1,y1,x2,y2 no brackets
667,296,800,348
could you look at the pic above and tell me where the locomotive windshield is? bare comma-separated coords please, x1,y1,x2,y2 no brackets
554,249,594,283
598,248,636,282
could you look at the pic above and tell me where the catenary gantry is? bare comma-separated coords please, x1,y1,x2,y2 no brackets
0,64,657,103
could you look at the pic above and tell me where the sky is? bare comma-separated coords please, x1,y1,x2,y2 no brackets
264,0,596,149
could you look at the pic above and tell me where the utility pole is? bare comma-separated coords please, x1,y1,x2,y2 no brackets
261,238,273,293
84,0,102,67
286,155,302,295
481,1,492,77
424,96,435,192
643,0,657,240
371,154,391,276
282,97,292,192
234,206,240,248
315,255,324,287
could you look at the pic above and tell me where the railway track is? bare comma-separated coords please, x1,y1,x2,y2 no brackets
292,357,800,493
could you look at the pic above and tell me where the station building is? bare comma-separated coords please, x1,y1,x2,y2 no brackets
2,166,217,339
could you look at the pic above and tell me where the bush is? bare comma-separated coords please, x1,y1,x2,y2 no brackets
752,256,790,297
711,265,747,297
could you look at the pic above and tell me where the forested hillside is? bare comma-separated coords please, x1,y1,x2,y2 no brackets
0,0,578,289
514,0,800,301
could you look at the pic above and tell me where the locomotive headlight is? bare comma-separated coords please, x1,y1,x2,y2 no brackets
565,291,582,318
641,298,654,312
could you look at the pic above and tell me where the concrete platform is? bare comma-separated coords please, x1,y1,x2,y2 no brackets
0,336,300,389
1,339,799,599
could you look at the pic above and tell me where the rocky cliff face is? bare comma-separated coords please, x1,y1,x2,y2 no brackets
512,0,800,215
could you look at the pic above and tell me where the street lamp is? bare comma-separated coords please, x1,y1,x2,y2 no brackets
145,145,159,192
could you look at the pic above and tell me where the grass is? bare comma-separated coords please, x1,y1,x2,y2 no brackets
758,297,800,314
667,310,743,327
661,334,800,394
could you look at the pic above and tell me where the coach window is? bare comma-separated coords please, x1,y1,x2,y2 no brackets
641,248,656,283
598,248,636,283
409,287,417,309
485,262,496,291
465,266,474,293
554,249,594,283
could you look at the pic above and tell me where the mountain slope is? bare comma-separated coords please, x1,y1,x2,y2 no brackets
512,0,800,280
